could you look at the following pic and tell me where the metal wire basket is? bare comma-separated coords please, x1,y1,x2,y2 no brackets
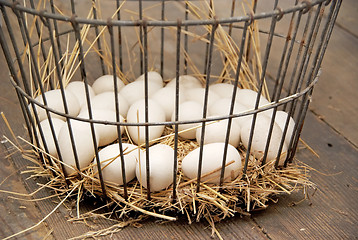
0,0,341,216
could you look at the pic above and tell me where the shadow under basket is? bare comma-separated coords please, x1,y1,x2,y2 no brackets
0,0,341,223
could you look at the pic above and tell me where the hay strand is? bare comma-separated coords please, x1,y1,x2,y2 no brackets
1,0,319,238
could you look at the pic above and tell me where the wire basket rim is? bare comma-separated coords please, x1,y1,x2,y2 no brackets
0,0,328,27
13,70,320,126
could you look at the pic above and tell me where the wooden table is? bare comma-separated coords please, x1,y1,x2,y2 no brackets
0,0,357,239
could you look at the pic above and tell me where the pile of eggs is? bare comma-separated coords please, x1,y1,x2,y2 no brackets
32,72,295,192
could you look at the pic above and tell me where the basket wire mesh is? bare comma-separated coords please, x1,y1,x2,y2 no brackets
0,0,341,211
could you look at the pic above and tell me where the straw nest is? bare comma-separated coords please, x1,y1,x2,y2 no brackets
2,121,316,239
34,126,315,222
3,0,317,238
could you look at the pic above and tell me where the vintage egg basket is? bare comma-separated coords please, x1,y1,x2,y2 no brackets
0,0,341,227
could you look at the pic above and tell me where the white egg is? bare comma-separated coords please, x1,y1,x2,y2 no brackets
135,144,175,192
92,75,125,95
135,71,164,86
184,88,220,108
195,117,241,148
241,114,288,165
236,89,270,108
38,118,66,157
78,109,124,147
126,99,166,145
165,75,202,89
181,142,242,184
209,83,240,99
236,89,273,116
94,143,142,186
171,101,203,140
151,87,186,121
65,81,95,108
274,110,295,146
88,91,129,118
31,89,80,121
119,81,162,106
209,98,251,128
58,119,99,175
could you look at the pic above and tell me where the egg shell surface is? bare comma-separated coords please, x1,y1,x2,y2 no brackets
208,98,251,128
126,99,166,145
236,89,273,117
209,83,240,99
195,117,241,148
32,89,80,121
94,143,142,185
78,109,124,147
274,110,295,146
171,101,204,140
58,120,99,175
166,75,202,89
181,142,242,184
88,91,129,118
65,81,95,108
184,88,220,108
135,144,175,192
135,71,164,86
92,75,125,94
241,114,288,165
119,81,162,106
151,87,186,121
38,118,66,157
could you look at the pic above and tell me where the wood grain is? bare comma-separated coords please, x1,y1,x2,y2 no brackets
0,0,357,239
0,20,267,240
309,22,358,147
251,111,358,240
0,145,53,239
335,0,358,37
0,52,53,239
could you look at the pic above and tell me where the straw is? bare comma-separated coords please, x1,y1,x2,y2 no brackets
1,0,318,239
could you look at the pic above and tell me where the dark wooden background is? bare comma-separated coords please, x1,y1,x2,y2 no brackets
0,0,357,239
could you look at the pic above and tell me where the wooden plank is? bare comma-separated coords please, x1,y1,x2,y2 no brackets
0,145,54,240
0,41,267,240
251,2,358,237
309,16,358,147
0,51,53,239
1,129,268,238
335,0,358,37
1,139,268,239
1,144,120,239
251,111,358,239
0,48,97,239
83,216,267,240
0,2,267,238
257,0,358,147
0,1,357,239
